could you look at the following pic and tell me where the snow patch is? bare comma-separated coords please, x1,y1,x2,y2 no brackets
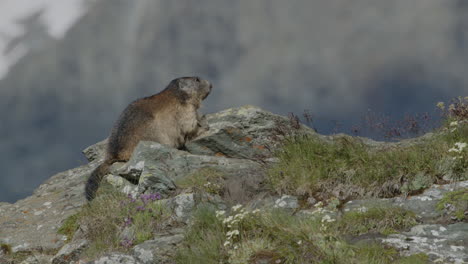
0,0,95,78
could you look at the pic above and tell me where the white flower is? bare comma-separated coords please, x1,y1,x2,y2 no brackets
223,241,231,247
215,210,226,219
297,240,302,245
450,121,458,127
226,230,240,238
321,215,335,223
252,209,261,214
232,204,243,211
314,201,323,208
449,148,460,153
455,142,467,150
223,216,234,224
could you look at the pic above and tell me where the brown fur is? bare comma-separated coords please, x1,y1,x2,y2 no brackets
85,77,212,201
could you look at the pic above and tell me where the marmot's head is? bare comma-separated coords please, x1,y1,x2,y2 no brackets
168,76,212,105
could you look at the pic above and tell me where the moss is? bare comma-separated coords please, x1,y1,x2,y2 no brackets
57,213,80,241
436,188,468,221
334,207,418,236
175,167,225,195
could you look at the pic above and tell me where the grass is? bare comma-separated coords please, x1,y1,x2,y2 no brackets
175,168,225,195
436,188,468,221
268,122,468,199
57,184,170,259
57,213,80,241
175,206,426,264
334,207,417,236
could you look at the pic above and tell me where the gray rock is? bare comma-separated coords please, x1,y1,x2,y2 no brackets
274,195,299,209
186,105,315,159
82,139,107,162
105,174,138,198
381,223,468,263
343,181,468,222
132,234,184,264
19,254,52,264
170,193,195,223
87,253,141,264
112,141,266,204
52,239,88,264
0,161,92,252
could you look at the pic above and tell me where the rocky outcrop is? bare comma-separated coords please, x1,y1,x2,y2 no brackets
1,106,467,263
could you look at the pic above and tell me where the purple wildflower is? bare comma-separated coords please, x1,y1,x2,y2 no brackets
123,217,133,227
120,237,134,248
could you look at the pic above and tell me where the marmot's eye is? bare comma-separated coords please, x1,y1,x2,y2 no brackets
195,77,201,82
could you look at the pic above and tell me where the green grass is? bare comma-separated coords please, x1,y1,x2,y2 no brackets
57,185,170,259
437,188,468,221
57,213,80,241
175,206,426,264
334,207,417,236
175,168,225,195
175,206,227,264
268,122,468,198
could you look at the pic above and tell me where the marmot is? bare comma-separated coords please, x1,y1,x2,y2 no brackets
85,76,212,201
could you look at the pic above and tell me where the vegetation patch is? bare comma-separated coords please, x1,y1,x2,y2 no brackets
57,213,80,241
175,205,426,264
437,188,468,221
63,185,171,259
268,121,468,199
334,207,417,236
175,167,225,195
0,244,12,255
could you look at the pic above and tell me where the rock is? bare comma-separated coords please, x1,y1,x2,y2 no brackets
104,175,138,198
381,223,468,263
274,195,299,209
170,193,195,223
111,141,266,204
343,181,468,222
401,172,434,194
82,139,107,162
52,239,88,264
0,161,93,253
186,105,315,159
19,254,52,264
87,253,141,264
132,234,184,264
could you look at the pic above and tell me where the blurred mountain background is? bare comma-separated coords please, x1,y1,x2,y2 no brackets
1,0,468,202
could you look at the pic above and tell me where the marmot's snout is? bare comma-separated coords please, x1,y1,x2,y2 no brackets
200,78,212,100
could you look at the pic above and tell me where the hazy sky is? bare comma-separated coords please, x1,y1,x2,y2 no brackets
0,0,86,77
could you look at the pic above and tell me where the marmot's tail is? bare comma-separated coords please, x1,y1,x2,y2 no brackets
85,159,114,201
